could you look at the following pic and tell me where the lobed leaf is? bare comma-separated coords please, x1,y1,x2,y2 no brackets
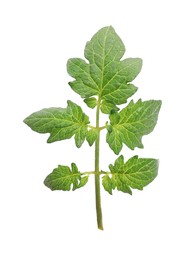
106,99,162,154
44,163,88,191
23,100,90,148
67,58,99,98
102,155,158,195
67,26,142,113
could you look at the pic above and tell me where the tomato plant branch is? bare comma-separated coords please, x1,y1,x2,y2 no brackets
23,26,161,231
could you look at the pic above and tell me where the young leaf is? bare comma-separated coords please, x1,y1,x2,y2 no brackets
44,163,88,191
102,155,158,195
67,26,142,108
102,175,114,195
100,100,119,114
23,100,90,148
107,99,162,154
86,128,98,146
109,111,120,125
84,97,97,109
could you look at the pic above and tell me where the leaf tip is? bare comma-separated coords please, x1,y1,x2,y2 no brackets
43,176,52,190
114,150,121,155
23,118,27,125
138,57,143,66
119,155,124,161
75,141,82,149
67,100,72,106
47,135,53,143
129,190,133,196
157,100,162,108
155,159,160,174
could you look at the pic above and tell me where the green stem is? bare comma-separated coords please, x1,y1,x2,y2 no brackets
88,125,106,130
95,99,103,230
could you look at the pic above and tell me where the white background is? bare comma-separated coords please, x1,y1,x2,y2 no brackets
1,0,189,259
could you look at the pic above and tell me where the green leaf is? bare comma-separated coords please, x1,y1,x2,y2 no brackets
102,175,114,195
86,128,98,146
107,99,162,154
106,130,123,155
44,163,89,191
23,100,90,148
102,155,158,194
67,26,142,107
100,100,119,114
109,111,120,125
71,162,78,173
67,58,99,98
76,176,89,189
84,97,97,108
75,126,88,148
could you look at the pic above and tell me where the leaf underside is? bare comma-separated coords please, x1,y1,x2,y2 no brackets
102,155,158,195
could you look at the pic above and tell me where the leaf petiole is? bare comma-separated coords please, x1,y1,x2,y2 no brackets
88,125,106,131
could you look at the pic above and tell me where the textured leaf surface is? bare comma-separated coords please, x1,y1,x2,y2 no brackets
84,97,97,108
44,163,88,191
100,100,119,114
102,175,115,195
86,128,98,146
102,155,158,195
67,26,142,109
106,99,162,154
23,100,90,147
